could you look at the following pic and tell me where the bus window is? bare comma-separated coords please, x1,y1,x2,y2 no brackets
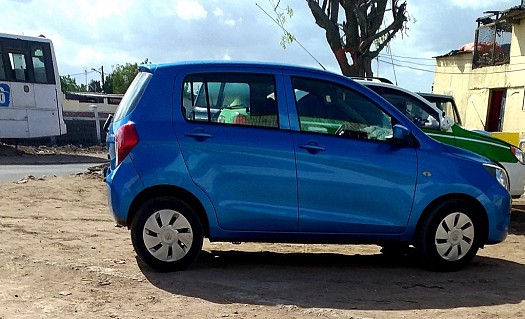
0,47,5,80
31,46,48,83
9,52,27,81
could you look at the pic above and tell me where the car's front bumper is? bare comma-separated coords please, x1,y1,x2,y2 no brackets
477,183,511,244
500,161,525,197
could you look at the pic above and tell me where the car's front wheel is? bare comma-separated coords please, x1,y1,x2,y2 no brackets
131,197,203,272
417,199,481,271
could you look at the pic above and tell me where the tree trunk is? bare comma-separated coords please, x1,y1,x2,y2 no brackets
305,0,407,79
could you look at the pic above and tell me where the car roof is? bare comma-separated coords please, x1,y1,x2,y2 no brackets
418,92,454,99
140,61,335,76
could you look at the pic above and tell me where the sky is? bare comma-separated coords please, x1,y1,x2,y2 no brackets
1,0,521,92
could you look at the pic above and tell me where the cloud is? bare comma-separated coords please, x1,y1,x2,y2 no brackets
213,8,224,17
175,0,207,20
3,0,520,93
449,0,515,9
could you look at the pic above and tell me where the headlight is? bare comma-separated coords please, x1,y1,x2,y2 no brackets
511,146,524,164
483,163,510,191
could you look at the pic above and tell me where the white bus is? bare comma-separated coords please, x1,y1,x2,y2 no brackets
0,33,66,138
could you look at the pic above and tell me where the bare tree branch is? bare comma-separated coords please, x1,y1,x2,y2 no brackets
303,0,409,76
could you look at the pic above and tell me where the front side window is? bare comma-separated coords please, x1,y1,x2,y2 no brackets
421,95,461,125
292,77,393,141
183,73,278,128
440,101,460,124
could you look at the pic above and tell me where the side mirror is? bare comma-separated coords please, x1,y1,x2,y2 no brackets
392,124,411,143
441,115,454,131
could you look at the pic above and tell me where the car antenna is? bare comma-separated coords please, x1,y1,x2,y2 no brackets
255,2,326,71
468,100,486,129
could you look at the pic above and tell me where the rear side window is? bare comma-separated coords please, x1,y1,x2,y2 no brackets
182,73,279,128
113,71,152,122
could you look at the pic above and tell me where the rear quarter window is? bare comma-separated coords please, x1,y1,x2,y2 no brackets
113,71,152,122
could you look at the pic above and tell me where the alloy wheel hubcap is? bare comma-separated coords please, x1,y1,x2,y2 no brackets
434,212,475,261
143,209,193,262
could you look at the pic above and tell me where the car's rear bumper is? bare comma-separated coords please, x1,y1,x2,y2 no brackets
105,157,143,227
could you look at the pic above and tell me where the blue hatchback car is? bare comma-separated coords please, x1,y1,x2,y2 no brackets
105,61,511,272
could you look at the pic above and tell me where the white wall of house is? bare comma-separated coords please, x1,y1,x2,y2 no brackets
433,17,525,139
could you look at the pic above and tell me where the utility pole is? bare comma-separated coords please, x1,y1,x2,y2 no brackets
101,65,105,92
91,66,105,92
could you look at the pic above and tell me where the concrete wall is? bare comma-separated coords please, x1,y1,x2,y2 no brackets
5,117,109,146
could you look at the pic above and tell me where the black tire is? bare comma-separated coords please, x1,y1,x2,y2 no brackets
131,197,203,272
417,199,481,271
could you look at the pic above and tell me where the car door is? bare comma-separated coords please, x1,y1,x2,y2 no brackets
289,76,418,234
176,71,298,232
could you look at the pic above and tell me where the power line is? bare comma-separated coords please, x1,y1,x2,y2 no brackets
378,54,437,67
381,53,436,61
377,57,525,75
62,70,97,78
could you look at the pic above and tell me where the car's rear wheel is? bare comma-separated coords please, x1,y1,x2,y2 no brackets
417,199,481,271
131,197,203,272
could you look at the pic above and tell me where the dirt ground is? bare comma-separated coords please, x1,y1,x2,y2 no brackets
0,150,524,318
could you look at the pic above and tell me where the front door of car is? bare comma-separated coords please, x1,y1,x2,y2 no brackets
176,72,298,232
289,76,418,234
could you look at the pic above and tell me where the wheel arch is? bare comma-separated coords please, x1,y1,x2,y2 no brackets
127,185,210,238
415,193,489,245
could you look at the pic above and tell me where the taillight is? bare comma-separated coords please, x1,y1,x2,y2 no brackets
115,122,139,166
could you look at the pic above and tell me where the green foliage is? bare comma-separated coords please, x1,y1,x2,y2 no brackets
62,59,150,94
105,62,139,94
88,80,102,93
271,1,296,49
60,75,80,92
103,73,114,94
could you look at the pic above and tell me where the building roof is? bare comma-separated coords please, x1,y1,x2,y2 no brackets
435,5,525,60
500,4,525,23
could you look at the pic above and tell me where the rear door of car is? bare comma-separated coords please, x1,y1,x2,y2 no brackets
287,74,418,234
175,67,298,232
